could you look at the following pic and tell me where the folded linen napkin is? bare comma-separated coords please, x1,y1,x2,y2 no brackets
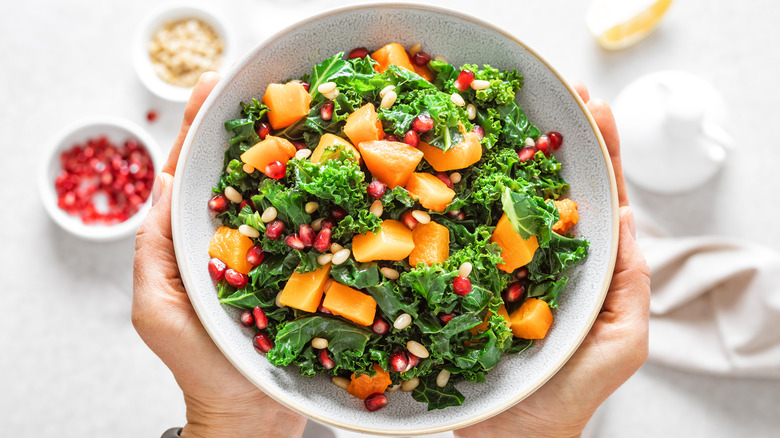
637,213,780,378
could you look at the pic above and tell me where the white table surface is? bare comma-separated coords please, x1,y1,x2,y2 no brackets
2,0,779,436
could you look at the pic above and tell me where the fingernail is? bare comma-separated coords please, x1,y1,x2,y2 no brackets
620,206,636,238
151,174,164,206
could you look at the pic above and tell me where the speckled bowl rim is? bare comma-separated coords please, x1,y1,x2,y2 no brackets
171,3,619,435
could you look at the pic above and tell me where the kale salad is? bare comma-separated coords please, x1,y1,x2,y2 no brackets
205,43,589,411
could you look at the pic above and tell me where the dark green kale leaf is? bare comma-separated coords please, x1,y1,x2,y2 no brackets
501,188,558,245
527,276,570,308
507,338,534,354
332,210,382,241
411,372,465,410
475,107,503,150
365,281,419,320
290,158,367,214
528,233,589,284
248,251,300,290
330,259,382,289
516,151,570,199
399,263,458,314
496,102,541,147
256,178,311,226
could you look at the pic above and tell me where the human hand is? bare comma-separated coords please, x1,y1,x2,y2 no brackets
455,83,651,438
132,72,308,438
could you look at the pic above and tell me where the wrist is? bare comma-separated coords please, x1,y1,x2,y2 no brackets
180,393,307,438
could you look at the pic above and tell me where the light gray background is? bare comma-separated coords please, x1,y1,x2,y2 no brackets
1,0,778,437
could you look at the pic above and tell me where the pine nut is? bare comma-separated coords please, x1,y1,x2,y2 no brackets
275,291,284,308
323,89,339,100
393,313,412,330
317,253,333,265
312,218,324,231
525,137,536,147
411,210,430,224
458,262,473,278
238,224,260,238
370,200,383,217
332,376,350,390
295,148,312,160
380,90,397,109
243,163,255,173
226,164,233,174
305,201,319,214
450,172,462,184
380,85,396,98
224,186,242,204
311,337,329,349
317,82,337,94
436,369,451,387
471,79,490,90
332,248,351,265
409,43,422,56
380,267,399,280
450,93,465,107
401,377,420,392
434,55,448,63
330,243,343,253
386,383,401,393
261,207,277,223
406,340,430,359
466,104,477,120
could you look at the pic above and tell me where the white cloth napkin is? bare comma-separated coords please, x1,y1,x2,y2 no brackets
636,213,780,378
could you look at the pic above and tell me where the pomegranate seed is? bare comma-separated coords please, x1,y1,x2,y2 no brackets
453,276,472,295
503,282,525,303
411,114,434,133
318,305,332,314
253,332,274,354
256,122,271,140
239,311,254,328
472,125,485,141
299,81,311,92
208,258,227,281
456,212,466,221
291,140,307,151
146,110,158,122
299,224,315,247
517,146,537,163
225,269,249,288
320,217,336,230
535,134,552,156
239,199,254,211
331,206,347,221
547,131,563,150
318,349,335,370
439,313,456,324
372,316,390,335
434,172,453,189
320,101,334,121
348,47,370,59
364,393,388,412
400,210,418,230
266,220,285,240
454,70,475,92
253,306,268,329
447,209,461,219
313,227,332,252
367,180,386,199
285,234,305,250
246,245,264,266
389,351,409,372
385,133,400,142
208,194,229,213
403,130,419,147
405,353,420,371
265,161,286,179
412,51,432,66
516,266,529,279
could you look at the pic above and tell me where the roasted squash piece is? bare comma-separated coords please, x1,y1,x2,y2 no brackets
278,264,332,312
311,133,360,163
261,82,312,129
344,103,385,146
418,132,482,172
358,141,424,189
408,221,450,267
352,219,415,262
509,298,553,339
208,226,255,275
371,43,415,73
347,364,392,399
404,173,456,212
321,281,377,326
491,213,539,273
240,135,296,176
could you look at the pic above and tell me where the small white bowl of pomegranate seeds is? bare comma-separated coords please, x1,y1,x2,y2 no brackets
39,116,161,241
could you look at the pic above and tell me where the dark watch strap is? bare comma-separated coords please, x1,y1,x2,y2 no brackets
161,427,182,438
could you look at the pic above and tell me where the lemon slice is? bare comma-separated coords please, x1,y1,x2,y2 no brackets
587,0,674,50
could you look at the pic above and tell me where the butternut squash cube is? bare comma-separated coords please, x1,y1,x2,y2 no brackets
352,219,415,262
358,140,424,189
208,226,255,275
404,173,456,212
552,198,579,235
321,281,377,326
344,103,385,146
261,82,312,129
348,364,392,399
408,221,450,267
310,133,360,164
418,132,482,172
509,298,553,339
278,264,332,312
371,42,415,73
491,213,540,273
413,64,435,82
240,135,296,177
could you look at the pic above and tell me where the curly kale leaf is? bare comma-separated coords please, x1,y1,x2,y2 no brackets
256,178,311,226
496,102,541,147
412,373,465,410
501,187,559,245
290,157,367,214
517,151,570,199
529,233,589,284
332,209,382,241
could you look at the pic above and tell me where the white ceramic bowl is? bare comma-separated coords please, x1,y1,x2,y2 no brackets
39,116,161,241
133,3,236,102
172,4,618,435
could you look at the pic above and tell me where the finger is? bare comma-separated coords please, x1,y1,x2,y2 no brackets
601,206,650,320
570,79,590,103
587,99,629,207
162,71,222,176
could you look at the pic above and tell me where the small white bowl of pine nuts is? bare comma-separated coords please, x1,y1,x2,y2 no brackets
133,3,236,102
